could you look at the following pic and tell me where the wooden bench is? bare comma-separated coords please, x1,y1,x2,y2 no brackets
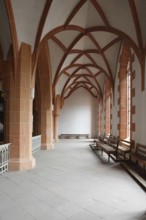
89,133,104,150
97,133,104,142
98,136,119,162
130,143,146,169
91,133,110,149
117,139,132,161
102,133,110,144
60,134,90,139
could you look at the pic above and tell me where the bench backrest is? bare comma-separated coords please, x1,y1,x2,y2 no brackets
136,143,146,160
97,133,104,142
119,139,131,150
102,133,110,143
108,136,119,149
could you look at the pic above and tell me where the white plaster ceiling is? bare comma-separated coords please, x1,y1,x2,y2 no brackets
1,0,146,101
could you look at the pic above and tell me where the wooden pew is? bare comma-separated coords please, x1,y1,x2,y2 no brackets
98,135,119,162
103,133,111,144
130,143,146,169
117,139,132,161
89,133,104,150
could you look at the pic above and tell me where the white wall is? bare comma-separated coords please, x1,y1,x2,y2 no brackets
132,55,146,145
58,88,97,138
110,51,146,146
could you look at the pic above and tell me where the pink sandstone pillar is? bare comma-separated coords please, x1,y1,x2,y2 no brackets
53,95,60,142
37,45,54,149
40,100,54,150
7,43,36,171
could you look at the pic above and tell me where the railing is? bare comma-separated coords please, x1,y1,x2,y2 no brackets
0,137,41,174
32,135,41,153
0,143,11,174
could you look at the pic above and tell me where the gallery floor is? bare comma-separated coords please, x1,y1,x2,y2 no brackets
0,140,145,220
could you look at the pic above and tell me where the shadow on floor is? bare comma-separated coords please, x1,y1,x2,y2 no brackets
121,161,146,191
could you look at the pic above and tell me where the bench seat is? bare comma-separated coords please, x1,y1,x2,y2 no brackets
98,136,119,162
99,142,116,153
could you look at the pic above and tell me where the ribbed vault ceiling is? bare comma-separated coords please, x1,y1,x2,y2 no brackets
1,0,146,102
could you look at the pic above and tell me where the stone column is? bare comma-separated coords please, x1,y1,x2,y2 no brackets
54,114,59,142
40,101,54,150
54,95,60,142
37,45,54,150
7,43,36,171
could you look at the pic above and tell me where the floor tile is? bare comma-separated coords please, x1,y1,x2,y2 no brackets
0,140,145,220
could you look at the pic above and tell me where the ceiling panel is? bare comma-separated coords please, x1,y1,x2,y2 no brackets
97,0,138,45
11,0,46,49
55,30,79,48
48,39,64,82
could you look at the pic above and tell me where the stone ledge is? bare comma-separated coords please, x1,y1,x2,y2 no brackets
59,134,90,139
121,162,146,191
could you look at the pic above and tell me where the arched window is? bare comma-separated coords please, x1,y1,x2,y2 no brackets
127,61,131,140
97,97,102,134
105,79,111,135
119,42,131,140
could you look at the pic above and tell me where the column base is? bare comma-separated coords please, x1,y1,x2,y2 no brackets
41,143,54,150
8,156,36,171
54,138,59,142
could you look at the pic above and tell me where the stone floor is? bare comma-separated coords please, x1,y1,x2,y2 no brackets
0,139,146,220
